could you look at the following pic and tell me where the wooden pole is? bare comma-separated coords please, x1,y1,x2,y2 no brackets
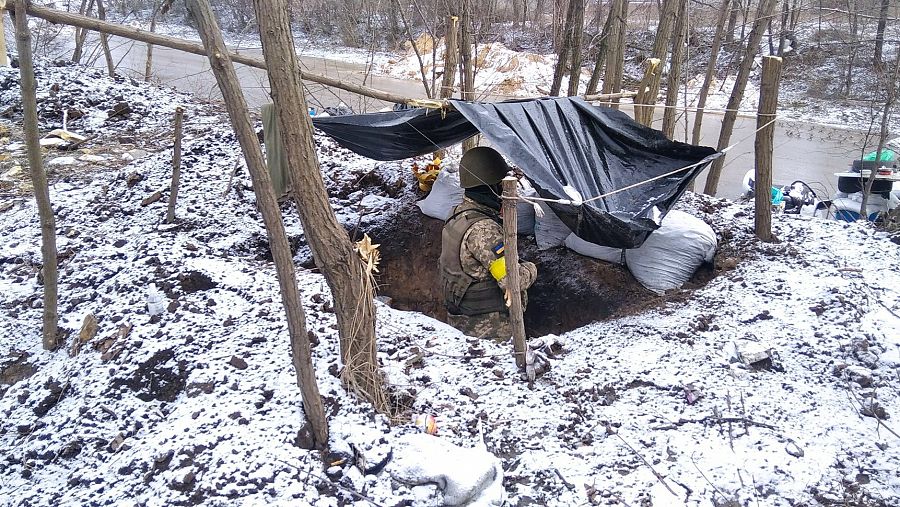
0,0,9,67
584,91,638,102
166,106,184,224
13,1,58,350
20,1,413,105
185,0,328,448
754,56,782,242
502,176,527,369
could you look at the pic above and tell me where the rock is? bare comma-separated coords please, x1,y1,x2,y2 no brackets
845,366,874,388
48,156,77,166
228,355,248,370
78,154,106,163
71,313,99,356
126,149,147,160
294,423,316,450
109,433,125,452
785,441,804,458
126,171,143,187
141,190,163,207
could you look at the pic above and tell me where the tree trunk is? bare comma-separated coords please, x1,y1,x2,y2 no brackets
777,0,788,56
754,56,782,242
633,57,662,125
0,2,8,67
251,0,385,412
703,0,777,195
144,2,160,82
691,0,730,145
661,0,687,139
874,0,888,70
602,0,628,108
566,0,584,96
460,0,477,151
550,0,576,96
395,0,433,99
585,0,614,96
14,2,59,351
633,0,679,126
71,0,95,62
95,0,115,77
166,107,184,224
844,4,857,96
440,15,459,100
185,0,329,448
725,0,738,44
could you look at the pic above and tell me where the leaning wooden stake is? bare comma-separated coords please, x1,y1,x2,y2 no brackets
754,56,782,242
0,0,9,66
14,2,58,350
185,0,328,448
166,106,184,224
502,177,527,369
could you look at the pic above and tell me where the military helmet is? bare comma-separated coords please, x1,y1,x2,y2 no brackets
458,147,509,189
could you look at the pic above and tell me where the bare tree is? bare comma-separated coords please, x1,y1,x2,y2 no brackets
691,0,731,145
144,1,163,82
601,0,628,108
459,0,477,151
633,0,679,125
703,0,777,195
873,0,888,70
185,0,329,447
71,0,95,62
550,0,576,95
95,0,115,76
252,0,386,411
860,50,900,216
661,0,687,139
585,2,613,96
566,0,584,96
14,2,59,351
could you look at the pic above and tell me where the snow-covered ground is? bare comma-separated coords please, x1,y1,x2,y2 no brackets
1,57,900,507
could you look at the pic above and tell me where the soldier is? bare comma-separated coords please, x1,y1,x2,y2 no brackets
440,147,538,341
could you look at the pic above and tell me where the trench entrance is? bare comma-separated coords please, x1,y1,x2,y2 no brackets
364,202,715,337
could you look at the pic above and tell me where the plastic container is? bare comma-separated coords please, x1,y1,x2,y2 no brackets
147,284,165,316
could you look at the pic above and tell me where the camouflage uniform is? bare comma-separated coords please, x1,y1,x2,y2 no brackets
441,197,537,342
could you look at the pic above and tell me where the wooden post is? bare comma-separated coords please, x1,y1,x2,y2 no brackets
0,0,8,67
14,1,59,350
439,16,459,100
754,56,782,242
502,176,527,369
166,106,184,224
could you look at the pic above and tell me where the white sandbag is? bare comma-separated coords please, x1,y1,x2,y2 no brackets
389,433,506,506
564,233,624,264
416,169,465,221
624,210,717,293
516,180,537,235
534,201,572,250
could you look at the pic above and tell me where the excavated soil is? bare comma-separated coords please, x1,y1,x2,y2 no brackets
364,201,715,337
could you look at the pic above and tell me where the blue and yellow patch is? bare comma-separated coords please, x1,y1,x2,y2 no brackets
492,242,505,256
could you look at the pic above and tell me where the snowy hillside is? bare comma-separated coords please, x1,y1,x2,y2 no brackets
1,60,900,506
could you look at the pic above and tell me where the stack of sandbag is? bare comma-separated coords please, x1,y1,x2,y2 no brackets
564,210,717,293
534,201,572,249
416,166,465,220
417,169,539,232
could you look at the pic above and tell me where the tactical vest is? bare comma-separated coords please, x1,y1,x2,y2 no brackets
439,201,508,316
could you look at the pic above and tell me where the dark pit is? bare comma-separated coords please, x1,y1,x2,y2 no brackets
364,202,711,337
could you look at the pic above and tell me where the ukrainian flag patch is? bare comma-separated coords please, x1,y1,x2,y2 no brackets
492,242,505,256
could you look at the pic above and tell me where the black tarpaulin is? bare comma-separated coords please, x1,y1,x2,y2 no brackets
312,97,721,248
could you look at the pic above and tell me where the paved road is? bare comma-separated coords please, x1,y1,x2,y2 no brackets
97,36,869,199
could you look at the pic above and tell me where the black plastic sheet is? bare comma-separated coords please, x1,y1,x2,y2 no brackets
312,97,721,248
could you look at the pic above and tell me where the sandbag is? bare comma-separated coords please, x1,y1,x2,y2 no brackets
516,179,537,235
534,201,572,250
416,169,465,220
624,210,717,293
564,233,624,264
